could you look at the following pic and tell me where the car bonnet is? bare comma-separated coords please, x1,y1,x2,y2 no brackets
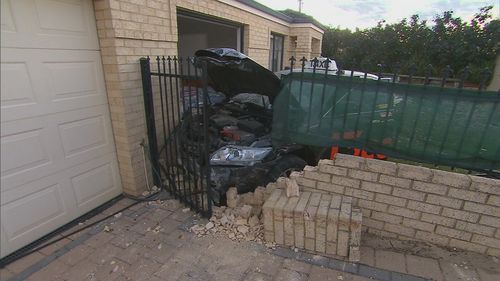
194,48,281,103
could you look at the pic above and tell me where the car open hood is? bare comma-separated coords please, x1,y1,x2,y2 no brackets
194,48,281,103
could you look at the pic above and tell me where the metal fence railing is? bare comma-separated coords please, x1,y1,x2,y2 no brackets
272,57,500,177
140,56,212,217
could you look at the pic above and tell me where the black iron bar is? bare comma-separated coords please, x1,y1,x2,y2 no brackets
162,57,178,198
140,57,161,186
436,67,469,162
201,60,213,216
185,58,198,206
422,65,451,155
393,64,417,151
408,64,433,151
174,57,189,202
364,64,384,150
306,58,318,133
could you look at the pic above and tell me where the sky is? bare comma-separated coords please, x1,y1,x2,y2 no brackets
255,0,500,30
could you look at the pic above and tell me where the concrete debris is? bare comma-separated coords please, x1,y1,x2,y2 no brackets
238,205,253,219
182,208,191,213
248,215,260,227
226,187,239,208
189,186,268,243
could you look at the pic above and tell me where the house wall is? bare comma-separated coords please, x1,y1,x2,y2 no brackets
93,0,323,195
487,55,500,91
290,154,500,256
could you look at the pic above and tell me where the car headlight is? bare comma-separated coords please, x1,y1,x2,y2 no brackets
210,146,272,166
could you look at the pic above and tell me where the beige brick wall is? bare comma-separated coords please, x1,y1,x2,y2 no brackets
263,188,362,261
93,0,323,195
290,154,500,256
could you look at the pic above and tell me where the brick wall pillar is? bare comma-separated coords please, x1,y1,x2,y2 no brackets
93,0,178,195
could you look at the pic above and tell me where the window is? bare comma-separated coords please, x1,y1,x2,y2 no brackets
269,33,284,72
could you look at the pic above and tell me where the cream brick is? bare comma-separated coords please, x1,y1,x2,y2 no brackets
371,211,402,224
345,187,375,200
368,228,398,239
379,174,411,188
317,182,344,194
397,163,433,181
384,223,415,237
449,239,487,254
432,169,471,188
402,218,435,232
363,217,384,229
375,194,406,207
456,221,495,236
488,248,500,256
470,176,500,195
487,195,500,207
448,188,488,203
319,163,348,176
392,187,425,201
426,194,463,209
337,231,349,256
326,209,339,242
442,208,479,223
365,158,397,175
386,205,421,220
361,181,392,194
358,199,388,212
331,175,360,188
479,215,500,228
412,181,448,195
471,234,500,249
415,231,449,245
334,154,365,169
407,200,441,215
348,170,379,182
421,213,455,227
304,170,331,183
463,202,500,217
296,176,316,188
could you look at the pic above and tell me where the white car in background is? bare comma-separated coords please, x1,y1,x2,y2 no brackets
275,57,391,81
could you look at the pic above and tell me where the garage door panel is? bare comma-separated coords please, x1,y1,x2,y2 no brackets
1,0,16,33
0,61,37,108
1,183,66,240
1,105,115,191
58,114,107,158
0,152,120,257
0,127,52,179
1,0,98,50
1,0,122,258
71,160,120,212
1,49,108,122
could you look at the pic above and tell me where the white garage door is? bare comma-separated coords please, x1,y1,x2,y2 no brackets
0,0,122,257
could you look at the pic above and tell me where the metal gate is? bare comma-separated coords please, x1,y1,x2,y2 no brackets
140,56,212,217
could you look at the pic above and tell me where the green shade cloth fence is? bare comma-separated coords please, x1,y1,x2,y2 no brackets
272,72,500,173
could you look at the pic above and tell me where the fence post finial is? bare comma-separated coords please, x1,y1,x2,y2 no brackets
289,56,296,72
300,56,307,70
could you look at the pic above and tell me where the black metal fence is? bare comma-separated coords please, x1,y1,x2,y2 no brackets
273,57,500,176
140,56,212,217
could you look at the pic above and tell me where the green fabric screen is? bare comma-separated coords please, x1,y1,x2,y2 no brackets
272,72,499,172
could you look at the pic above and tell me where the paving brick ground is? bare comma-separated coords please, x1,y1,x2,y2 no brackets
1,197,499,281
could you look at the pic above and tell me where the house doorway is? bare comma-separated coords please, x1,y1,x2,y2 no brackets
177,10,243,59
269,33,284,72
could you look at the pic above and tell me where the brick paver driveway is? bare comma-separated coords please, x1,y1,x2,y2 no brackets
1,197,499,281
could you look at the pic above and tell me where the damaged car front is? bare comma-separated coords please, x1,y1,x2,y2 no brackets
185,48,306,205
